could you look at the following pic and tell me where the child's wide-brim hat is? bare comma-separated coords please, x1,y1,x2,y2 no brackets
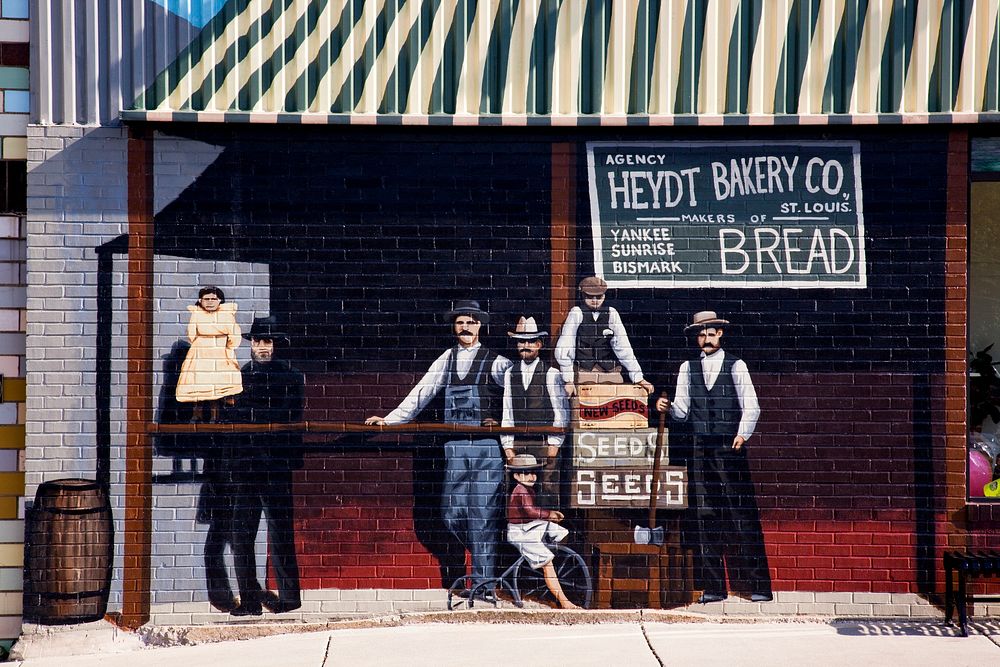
507,453,545,471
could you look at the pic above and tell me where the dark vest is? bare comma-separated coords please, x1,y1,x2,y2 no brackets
444,346,498,425
689,353,741,437
576,307,616,371
510,361,554,445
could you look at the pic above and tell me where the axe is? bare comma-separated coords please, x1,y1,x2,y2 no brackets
634,393,668,546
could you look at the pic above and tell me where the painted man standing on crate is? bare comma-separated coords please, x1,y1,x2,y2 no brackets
366,300,511,590
554,276,654,397
655,311,772,604
500,317,570,508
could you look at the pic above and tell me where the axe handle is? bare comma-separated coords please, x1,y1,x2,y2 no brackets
648,393,667,530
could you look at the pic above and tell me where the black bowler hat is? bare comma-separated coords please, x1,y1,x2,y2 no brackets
444,299,490,325
242,316,289,343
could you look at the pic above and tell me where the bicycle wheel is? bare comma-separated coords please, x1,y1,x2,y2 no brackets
513,545,592,609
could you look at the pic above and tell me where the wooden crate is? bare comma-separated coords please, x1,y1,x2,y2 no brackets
573,383,649,430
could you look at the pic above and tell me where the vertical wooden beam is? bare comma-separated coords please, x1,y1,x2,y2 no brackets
122,125,154,628
550,143,576,338
944,128,969,546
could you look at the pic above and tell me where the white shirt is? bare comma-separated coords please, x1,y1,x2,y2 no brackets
554,306,644,384
669,349,760,441
500,359,569,450
383,343,512,425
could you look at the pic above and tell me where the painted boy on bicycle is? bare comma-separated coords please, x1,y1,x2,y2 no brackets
506,454,579,609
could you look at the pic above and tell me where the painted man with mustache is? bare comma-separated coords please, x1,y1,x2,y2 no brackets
655,311,772,605
500,317,569,508
366,300,511,590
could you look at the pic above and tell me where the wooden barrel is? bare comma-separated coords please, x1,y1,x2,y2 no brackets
23,479,113,624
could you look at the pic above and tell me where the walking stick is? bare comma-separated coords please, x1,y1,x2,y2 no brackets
648,395,667,527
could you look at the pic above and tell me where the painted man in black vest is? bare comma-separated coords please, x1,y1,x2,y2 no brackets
655,311,772,604
554,276,654,397
205,316,304,616
366,300,511,588
500,317,569,508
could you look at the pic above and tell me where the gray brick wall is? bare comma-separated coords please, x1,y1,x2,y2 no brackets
25,125,129,494
99,256,270,606
25,126,269,609
145,258,270,606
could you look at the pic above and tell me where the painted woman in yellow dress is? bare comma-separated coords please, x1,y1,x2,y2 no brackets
175,286,243,422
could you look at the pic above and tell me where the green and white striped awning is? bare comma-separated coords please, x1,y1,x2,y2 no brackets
123,0,1000,124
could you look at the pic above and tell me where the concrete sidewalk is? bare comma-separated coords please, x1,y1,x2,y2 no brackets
7,614,1000,666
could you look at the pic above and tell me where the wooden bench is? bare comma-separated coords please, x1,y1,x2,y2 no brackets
944,550,1000,636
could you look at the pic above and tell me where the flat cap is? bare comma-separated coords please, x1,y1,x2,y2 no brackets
578,276,608,296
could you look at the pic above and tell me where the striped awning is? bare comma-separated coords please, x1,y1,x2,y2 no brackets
123,0,1000,124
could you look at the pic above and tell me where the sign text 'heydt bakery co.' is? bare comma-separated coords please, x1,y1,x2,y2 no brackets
587,141,867,288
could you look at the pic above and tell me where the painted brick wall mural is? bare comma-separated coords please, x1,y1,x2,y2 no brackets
22,122,991,626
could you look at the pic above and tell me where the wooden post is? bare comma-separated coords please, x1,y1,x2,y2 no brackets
122,125,154,628
944,129,968,545
550,143,576,338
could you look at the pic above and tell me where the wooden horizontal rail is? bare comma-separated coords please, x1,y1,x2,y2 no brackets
148,422,571,435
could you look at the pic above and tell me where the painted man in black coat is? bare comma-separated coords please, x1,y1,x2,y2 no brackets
204,316,304,616
656,311,772,604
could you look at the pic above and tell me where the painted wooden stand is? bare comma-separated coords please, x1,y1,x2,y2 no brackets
593,518,695,609
594,542,664,609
